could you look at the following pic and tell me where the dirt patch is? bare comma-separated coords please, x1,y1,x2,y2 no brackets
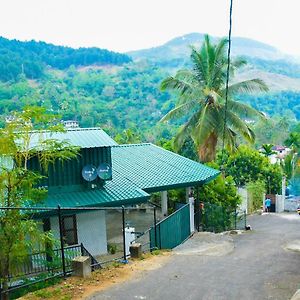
20,252,172,300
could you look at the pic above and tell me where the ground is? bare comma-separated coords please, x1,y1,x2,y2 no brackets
22,212,300,300
90,213,300,300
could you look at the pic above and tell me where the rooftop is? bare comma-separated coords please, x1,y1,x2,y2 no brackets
112,143,220,193
29,127,117,149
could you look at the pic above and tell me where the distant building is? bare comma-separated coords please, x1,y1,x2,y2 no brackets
62,120,79,128
270,145,291,164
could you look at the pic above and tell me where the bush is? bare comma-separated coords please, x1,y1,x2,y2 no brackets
246,181,266,213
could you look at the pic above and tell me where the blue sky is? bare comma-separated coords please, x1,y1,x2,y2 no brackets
1,0,299,55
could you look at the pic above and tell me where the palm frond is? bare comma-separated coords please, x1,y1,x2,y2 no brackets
226,99,265,119
160,99,200,122
194,104,220,146
173,111,201,150
160,76,193,95
227,78,269,95
224,110,255,143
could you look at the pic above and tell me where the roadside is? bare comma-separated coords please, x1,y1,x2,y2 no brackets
92,213,300,300
20,252,172,300
20,212,300,300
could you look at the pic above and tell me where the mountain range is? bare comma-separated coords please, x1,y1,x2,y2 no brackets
0,33,300,136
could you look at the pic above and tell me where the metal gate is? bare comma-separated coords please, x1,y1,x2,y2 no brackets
150,203,190,249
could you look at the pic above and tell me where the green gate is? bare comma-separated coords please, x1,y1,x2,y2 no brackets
150,203,190,249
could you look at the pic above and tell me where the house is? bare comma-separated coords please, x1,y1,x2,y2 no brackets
28,128,219,256
270,145,291,164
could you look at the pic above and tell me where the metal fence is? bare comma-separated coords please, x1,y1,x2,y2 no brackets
0,205,160,298
195,202,247,233
149,204,190,249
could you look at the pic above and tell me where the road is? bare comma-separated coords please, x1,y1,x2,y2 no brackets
89,213,300,300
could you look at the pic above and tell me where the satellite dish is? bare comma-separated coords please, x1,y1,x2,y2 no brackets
82,164,97,182
97,163,112,180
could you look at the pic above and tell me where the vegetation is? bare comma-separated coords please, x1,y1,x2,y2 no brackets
199,163,241,209
221,146,282,194
0,107,78,298
0,36,131,81
246,181,266,213
261,144,276,157
160,34,268,162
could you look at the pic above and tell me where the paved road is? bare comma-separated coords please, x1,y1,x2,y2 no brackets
90,213,300,300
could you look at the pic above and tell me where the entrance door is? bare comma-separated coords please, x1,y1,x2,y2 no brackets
62,215,78,245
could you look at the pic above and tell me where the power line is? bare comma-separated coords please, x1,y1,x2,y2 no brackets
221,0,233,172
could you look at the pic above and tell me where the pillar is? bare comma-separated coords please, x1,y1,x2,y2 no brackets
161,191,168,217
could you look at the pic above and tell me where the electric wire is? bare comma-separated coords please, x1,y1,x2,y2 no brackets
221,0,233,172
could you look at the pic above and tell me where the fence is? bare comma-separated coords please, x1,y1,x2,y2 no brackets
0,205,160,299
149,203,190,249
195,202,246,233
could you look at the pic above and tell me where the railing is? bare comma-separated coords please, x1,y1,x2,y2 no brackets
9,244,82,280
150,203,190,250
195,203,247,233
80,243,101,270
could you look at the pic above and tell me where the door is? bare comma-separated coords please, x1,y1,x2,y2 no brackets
62,215,78,245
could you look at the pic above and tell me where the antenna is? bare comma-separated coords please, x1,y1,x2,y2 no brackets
81,164,97,182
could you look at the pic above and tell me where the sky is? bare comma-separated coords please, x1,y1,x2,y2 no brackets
0,0,299,55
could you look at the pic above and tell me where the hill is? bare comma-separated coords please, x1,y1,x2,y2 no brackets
0,37,131,81
128,32,290,63
1,33,300,142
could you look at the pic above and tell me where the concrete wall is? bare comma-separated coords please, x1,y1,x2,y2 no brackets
237,187,248,214
50,210,107,256
284,198,299,212
276,195,284,213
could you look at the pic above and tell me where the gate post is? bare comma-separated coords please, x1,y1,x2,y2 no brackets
161,191,168,217
153,207,157,250
195,187,200,232
188,194,195,234
57,205,66,277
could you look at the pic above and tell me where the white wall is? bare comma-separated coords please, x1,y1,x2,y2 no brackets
237,187,248,214
77,211,107,256
276,195,284,213
50,210,107,256
284,198,299,212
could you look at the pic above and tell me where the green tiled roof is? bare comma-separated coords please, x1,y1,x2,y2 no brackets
112,143,220,192
29,127,117,149
44,174,149,208
43,142,219,208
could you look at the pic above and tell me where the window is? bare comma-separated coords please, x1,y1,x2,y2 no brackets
62,215,78,245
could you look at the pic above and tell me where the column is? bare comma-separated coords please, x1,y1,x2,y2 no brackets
161,191,168,217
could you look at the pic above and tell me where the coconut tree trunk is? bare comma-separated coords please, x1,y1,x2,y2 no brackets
198,132,218,162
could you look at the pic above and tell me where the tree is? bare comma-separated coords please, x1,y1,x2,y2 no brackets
284,132,300,152
199,162,241,209
222,145,282,194
160,34,268,162
261,144,276,157
0,106,79,299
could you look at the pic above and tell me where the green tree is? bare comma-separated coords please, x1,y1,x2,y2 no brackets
284,132,300,152
0,106,79,298
261,144,276,157
222,145,282,194
160,34,268,162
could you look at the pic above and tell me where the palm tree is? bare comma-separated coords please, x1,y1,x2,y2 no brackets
261,144,276,157
160,35,268,162
284,132,300,152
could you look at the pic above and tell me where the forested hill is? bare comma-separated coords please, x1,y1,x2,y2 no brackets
1,33,300,143
0,37,131,81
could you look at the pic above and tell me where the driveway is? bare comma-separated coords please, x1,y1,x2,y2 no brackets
89,213,300,300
